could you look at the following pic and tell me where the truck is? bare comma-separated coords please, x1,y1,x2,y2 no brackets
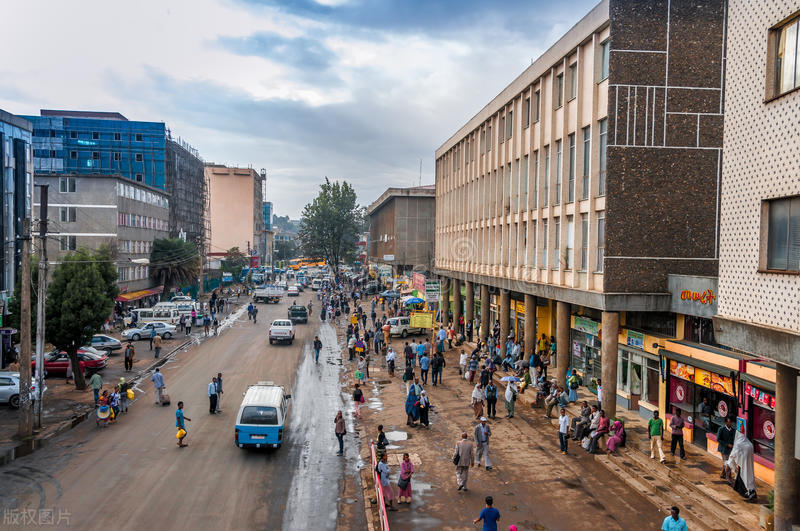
253,285,283,304
287,304,308,324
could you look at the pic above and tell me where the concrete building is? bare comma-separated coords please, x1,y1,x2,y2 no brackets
205,164,265,265
34,173,169,300
367,185,435,275
713,1,800,526
0,110,33,310
435,0,726,436
263,201,274,270
165,133,207,251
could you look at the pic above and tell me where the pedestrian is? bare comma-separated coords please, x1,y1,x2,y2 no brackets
151,368,165,405
468,355,479,383
504,380,518,419
252,306,258,324
248,302,253,320
353,383,364,418
403,364,414,394
313,335,322,364
474,417,492,470
153,333,163,358
474,496,501,531
419,352,430,385
185,317,192,336
405,386,420,426
213,317,219,336
567,369,580,402
356,356,366,383
558,407,570,454
176,401,191,448
716,416,736,478
454,432,475,491
648,410,666,463
397,452,414,504
88,371,102,406
208,377,218,414
65,357,73,384
215,372,223,412
418,390,430,427
661,506,688,531
459,350,468,375
334,410,346,455
203,315,211,336
179,314,186,333
149,327,156,350
375,424,388,458
124,342,135,372
669,408,687,462
471,383,485,419
376,453,397,511
385,346,396,376
119,377,129,413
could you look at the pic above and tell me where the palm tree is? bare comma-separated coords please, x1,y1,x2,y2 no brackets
149,238,200,300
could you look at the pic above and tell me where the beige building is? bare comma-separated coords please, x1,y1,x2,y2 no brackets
205,164,265,262
714,1,800,526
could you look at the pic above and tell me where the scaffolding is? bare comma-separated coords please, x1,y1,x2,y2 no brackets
165,130,208,254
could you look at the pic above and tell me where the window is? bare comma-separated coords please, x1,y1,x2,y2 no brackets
569,62,578,100
480,129,486,153
543,145,550,206
59,177,76,193
92,151,100,160
49,150,56,158
70,150,77,159
542,220,548,269
600,39,610,80
114,152,121,161
775,17,800,95
522,155,529,209
568,133,575,203
596,214,605,272
553,217,560,269
114,132,121,141
135,153,143,162
507,110,513,138
59,236,77,251
59,207,76,223
532,151,539,209
598,118,608,196
582,126,591,200
92,132,99,140
487,126,492,151
524,97,531,128
580,214,589,271
555,73,564,108
70,131,77,139
49,130,56,138
135,133,143,142
555,140,562,205
533,90,540,122
566,215,574,269
135,173,143,182
500,115,505,143
531,220,537,267
765,197,800,271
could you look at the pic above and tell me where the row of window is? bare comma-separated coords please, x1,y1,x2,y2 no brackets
117,182,169,209
35,129,148,142
118,212,168,231
119,240,153,255
118,265,149,282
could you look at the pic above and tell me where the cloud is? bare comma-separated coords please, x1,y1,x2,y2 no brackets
218,32,334,70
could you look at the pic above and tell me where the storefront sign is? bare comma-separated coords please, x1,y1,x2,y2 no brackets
745,382,776,410
412,272,426,292
573,316,599,336
410,311,434,329
668,275,718,318
670,360,735,395
763,419,776,440
383,254,395,262
625,330,644,349
670,360,695,382
737,416,746,434
424,280,440,300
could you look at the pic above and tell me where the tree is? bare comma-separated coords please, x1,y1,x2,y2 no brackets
275,240,298,262
149,238,200,300
222,247,248,281
46,246,118,390
298,178,363,271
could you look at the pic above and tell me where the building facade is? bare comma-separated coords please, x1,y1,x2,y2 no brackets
368,185,435,275
435,0,725,445
166,134,207,249
0,109,32,308
262,201,274,269
34,173,170,298
205,165,265,264
714,1,800,525
24,110,166,190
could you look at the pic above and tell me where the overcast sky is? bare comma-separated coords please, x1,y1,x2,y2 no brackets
0,0,597,217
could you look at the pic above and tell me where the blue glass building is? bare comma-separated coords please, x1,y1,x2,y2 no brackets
23,110,166,190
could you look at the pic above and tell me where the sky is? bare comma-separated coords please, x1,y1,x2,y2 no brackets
0,0,598,218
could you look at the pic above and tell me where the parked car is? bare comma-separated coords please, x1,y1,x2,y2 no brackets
121,322,177,341
287,304,308,324
386,316,423,338
379,290,402,299
269,320,295,345
88,334,122,354
0,372,46,409
32,350,108,375
364,281,380,295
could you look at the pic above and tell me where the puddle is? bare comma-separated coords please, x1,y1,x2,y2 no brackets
385,444,402,450
341,497,357,504
384,430,408,442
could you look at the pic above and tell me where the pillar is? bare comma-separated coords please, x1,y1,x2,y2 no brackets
480,284,490,340
465,281,474,333
556,301,570,386
440,277,450,327
452,278,462,333
499,290,510,356
600,311,619,418
774,363,800,530
524,294,536,362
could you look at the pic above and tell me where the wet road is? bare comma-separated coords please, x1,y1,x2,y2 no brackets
0,297,355,530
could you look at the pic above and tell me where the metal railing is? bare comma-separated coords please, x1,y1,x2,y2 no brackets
370,441,390,531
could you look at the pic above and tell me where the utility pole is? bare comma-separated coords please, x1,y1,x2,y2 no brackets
18,218,32,439
34,185,48,428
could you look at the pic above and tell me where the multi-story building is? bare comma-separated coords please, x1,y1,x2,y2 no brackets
0,109,32,309
435,0,726,435
262,201,274,269
205,164,265,265
713,1,800,525
24,110,166,190
166,133,207,249
34,174,170,301
367,185,435,275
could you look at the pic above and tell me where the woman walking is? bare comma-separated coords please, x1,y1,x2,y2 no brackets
397,452,414,503
405,386,420,426
471,383,485,419
353,383,364,419
334,411,346,455
419,390,430,427
567,369,580,403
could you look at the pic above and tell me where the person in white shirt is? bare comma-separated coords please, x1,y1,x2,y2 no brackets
385,347,396,376
558,408,570,454
459,350,468,375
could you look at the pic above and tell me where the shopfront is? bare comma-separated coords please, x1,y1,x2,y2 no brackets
740,373,776,475
570,316,602,381
617,343,661,411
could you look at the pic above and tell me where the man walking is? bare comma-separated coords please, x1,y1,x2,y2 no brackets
208,377,219,414
215,372,223,413
419,352,430,385
176,401,191,448
124,342,135,372
484,381,498,418
504,381,518,419
716,416,736,478
313,336,323,364
669,408,687,462
151,368,166,405
661,506,688,531
153,333,163,358
474,417,492,470
88,371,103,407
149,327,156,350
474,496,501,531
454,432,475,491
558,407,570,454
648,410,666,463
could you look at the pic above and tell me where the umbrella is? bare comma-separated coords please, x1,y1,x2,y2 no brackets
403,296,424,305
500,376,521,382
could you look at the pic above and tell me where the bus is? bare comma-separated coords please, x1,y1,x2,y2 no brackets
289,258,326,270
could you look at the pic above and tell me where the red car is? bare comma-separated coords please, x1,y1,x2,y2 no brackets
31,349,108,374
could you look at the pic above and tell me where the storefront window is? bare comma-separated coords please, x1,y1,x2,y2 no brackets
745,382,776,461
683,316,716,346
619,350,629,390
571,330,601,381
645,359,659,405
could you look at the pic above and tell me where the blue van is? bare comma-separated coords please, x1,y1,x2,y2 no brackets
235,382,291,449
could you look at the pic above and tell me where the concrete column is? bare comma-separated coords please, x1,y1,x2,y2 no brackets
556,301,570,386
440,277,450,327
499,290,510,356
524,294,536,362
480,284,490,340
465,281,474,331
774,363,800,530
600,311,619,418
452,278,462,333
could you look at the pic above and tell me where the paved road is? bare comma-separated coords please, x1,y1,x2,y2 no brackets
0,296,358,530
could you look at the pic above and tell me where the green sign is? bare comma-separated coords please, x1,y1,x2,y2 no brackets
573,316,599,336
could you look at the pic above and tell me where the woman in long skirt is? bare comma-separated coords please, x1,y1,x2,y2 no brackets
471,383,484,419
398,453,414,503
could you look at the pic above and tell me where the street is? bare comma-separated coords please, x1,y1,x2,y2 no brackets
0,299,363,530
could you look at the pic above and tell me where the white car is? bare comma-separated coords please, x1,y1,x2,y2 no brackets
387,316,422,338
287,286,300,297
0,372,46,409
269,319,295,345
121,322,177,341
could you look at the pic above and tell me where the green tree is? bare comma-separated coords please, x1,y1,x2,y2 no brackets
298,178,363,271
221,247,248,281
149,238,200,300
275,240,298,262
46,246,118,390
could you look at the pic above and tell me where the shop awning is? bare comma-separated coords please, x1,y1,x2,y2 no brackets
115,286,163,302
740,372,775,392
659,348,738,379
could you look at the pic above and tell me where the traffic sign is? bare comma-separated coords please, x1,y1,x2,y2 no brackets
424,280,440,300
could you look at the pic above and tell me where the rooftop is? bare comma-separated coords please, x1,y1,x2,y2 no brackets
39,109,129,121
367,185,436,216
